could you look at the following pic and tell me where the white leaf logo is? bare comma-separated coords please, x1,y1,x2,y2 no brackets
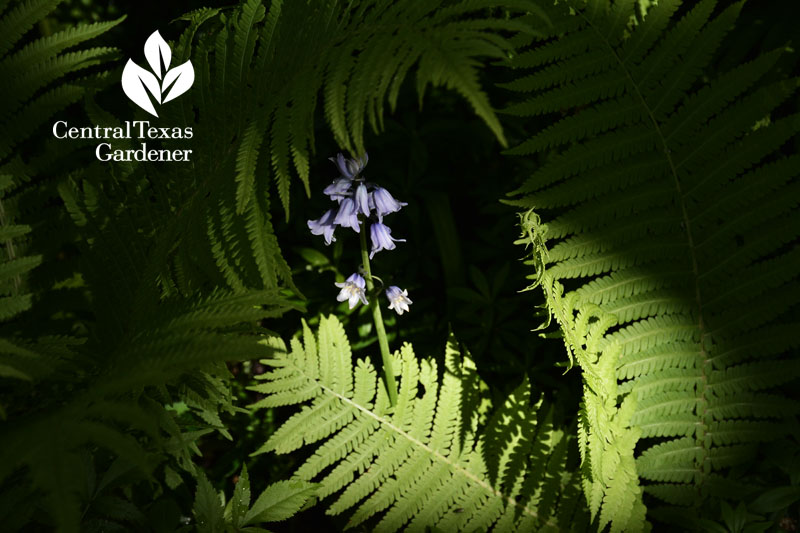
121,30,194,117
144,30,171,79
121,60,161,116
162,60,194,104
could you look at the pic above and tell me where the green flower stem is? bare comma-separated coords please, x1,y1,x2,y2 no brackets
359,222,398,407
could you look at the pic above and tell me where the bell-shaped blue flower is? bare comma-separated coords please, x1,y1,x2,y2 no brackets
323,178,353,201
371,187,407,220
330,153,352,179
385,286,412,315
329,152,368,180
369,221,405,258
335,273,368,309
355,183,370,217
307,208,337,245
333,197,360,232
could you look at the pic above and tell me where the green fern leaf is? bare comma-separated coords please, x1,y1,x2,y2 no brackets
160,0,544,290
251,316,588,532
235,118,266,214
0,0,61,58
510,0,800,525
194,471,226,533
1,16,124,70
244,479,317,524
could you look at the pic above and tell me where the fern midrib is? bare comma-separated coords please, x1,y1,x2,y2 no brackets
282,357,561,530
0,194,21,296
575,6,711,493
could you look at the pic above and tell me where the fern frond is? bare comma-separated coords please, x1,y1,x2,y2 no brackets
0,176,42,381
0,0,61,58
183,0,543,222
251,316,588,532
0,84,86,161
2,163,292,531
158,0,544,291
191,464,317,531
235,118,266,214
0,1,119,169
0,17,123,71
511,0,800,525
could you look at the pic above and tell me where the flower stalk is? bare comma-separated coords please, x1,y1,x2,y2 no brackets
309,151,409,407
359,220,398,406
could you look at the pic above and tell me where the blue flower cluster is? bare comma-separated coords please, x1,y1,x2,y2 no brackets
308,153,407,254
308,153,412,315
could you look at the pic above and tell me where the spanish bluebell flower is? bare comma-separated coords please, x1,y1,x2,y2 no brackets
330,153,353,179
370,221,405,258
307,208,337,245
329,152,368,180
323,178,353,201
334,197,360,232
335,273,368,309
385,286,412,315
371,186,407,220
355,183,370,217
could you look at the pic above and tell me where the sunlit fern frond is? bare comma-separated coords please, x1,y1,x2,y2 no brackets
509,0,799,529
250,315,588,532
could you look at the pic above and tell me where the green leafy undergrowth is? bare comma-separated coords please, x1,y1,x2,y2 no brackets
193,464,316,532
